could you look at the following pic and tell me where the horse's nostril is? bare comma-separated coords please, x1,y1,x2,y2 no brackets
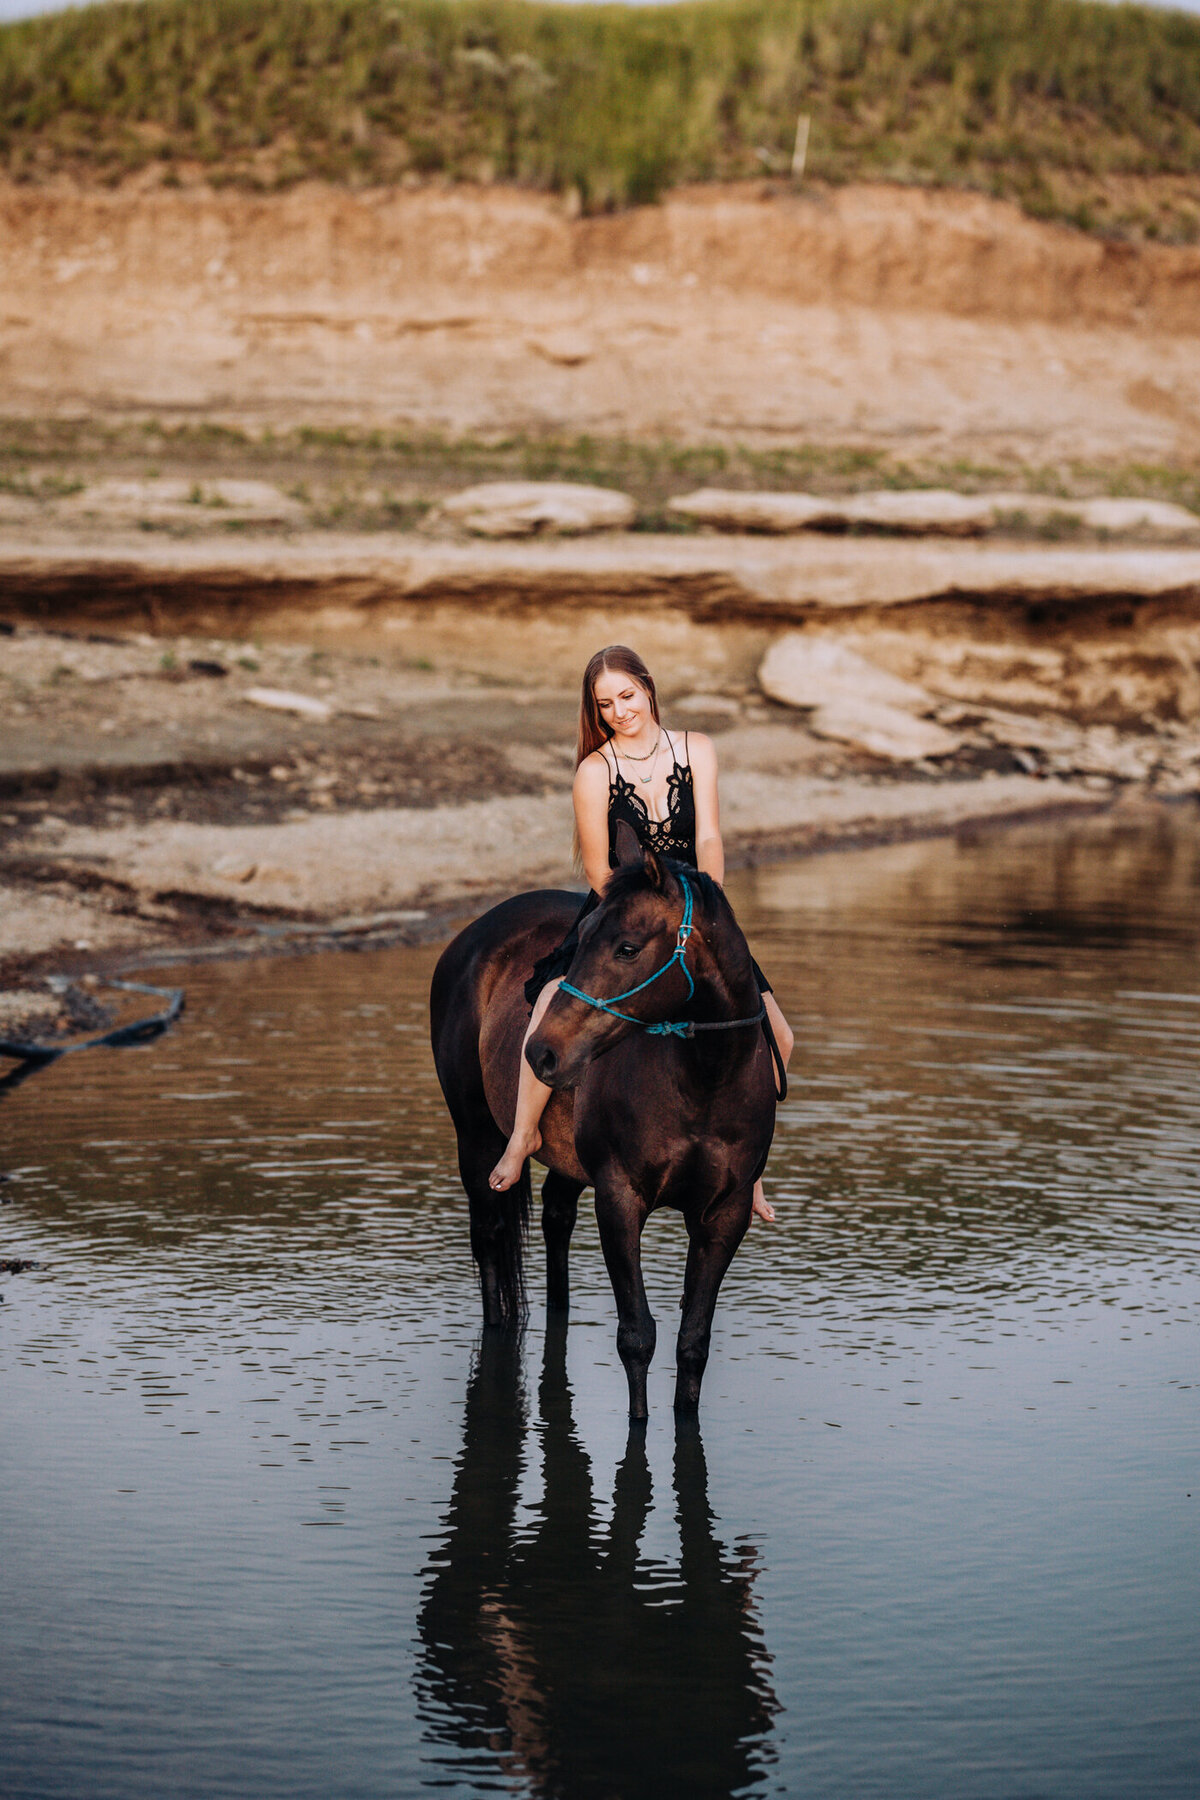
529,1041,557,1082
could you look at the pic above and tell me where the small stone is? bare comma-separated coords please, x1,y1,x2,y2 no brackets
211,857,258,883
527,331,595,366
243,687,333,722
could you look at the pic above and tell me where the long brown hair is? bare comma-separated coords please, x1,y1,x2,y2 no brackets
572,645,662,869
575,644,661,769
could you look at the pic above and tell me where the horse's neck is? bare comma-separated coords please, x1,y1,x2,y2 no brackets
690,903,758,1023
678,919,761,1087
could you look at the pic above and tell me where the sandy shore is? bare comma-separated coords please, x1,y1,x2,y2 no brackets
0,603,1145,1038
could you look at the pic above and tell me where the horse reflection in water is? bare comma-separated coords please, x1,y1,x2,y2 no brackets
417,1323,778,1800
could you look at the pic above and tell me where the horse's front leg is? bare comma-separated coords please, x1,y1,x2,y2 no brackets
676,1188,752,1414
541,1170,584,1313
594,1176,656,1421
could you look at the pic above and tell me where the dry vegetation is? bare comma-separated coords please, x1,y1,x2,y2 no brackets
2,0,1200,239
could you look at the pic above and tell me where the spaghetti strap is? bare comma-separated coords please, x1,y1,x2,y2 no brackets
683,729,690,767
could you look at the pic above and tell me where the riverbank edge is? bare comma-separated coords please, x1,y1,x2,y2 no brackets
0,783,1114,1008
6,533,1200,630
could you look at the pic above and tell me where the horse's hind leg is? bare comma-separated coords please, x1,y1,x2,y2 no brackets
541,1171,584,1313
595,1178,656,1421
675,1195,751,1414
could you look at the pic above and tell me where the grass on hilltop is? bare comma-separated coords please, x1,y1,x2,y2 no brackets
1,0,1200,240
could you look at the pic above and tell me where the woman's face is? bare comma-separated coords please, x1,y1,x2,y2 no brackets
593,669,654,739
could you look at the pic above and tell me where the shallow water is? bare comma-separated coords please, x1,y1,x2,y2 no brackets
3,807,1199,1800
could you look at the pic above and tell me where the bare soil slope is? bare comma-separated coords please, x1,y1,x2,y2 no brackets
3,181,1198,461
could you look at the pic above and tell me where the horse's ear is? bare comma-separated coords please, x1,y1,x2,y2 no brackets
614,820,642,868
642,843,667,891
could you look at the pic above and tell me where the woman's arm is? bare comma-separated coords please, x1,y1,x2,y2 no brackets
574,753,613,894
688,733,725,885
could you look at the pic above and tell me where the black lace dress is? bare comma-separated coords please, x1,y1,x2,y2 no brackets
524,735,772,1004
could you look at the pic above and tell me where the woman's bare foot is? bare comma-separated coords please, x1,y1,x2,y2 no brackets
489,1131,541,1191
751,1180,776,1223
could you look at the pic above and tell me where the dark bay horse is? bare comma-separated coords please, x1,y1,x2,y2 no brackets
430,826,777,1417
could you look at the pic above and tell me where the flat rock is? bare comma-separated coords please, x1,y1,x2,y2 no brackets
1075,497,1200,537
62,478,304,524
808,699,962,760
441,481,635,537
1050,728,1162,781
839,490,997,535
670,487,997,536
668,489,835,532
975,709,1161,778
759,634,935,713
981,494,1200,537
242,686,333,721
976,708,1086,754
670,488,1200,541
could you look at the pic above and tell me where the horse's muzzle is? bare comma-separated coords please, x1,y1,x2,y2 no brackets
526,1035,560,1085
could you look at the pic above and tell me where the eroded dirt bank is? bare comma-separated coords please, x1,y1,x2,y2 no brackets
6,530,1200,721
3,180,1199,460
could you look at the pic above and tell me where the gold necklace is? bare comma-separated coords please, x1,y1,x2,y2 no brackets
618,732,660,784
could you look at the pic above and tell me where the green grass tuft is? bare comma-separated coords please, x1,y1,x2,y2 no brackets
0,0,1199,237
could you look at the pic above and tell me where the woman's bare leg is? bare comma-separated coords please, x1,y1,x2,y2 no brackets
489,981,561,1191
752,992,794,1223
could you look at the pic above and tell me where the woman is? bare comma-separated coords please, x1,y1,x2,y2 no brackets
490,645,793,1219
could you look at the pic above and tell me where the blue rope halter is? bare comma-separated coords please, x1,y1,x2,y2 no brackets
558,873,697,1037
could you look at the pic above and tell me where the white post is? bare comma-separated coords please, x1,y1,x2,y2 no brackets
791,113,811,183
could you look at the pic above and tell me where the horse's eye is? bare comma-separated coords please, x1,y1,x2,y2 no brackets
614,941,640,961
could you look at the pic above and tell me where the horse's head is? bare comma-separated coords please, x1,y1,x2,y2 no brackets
528,823,704,1089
